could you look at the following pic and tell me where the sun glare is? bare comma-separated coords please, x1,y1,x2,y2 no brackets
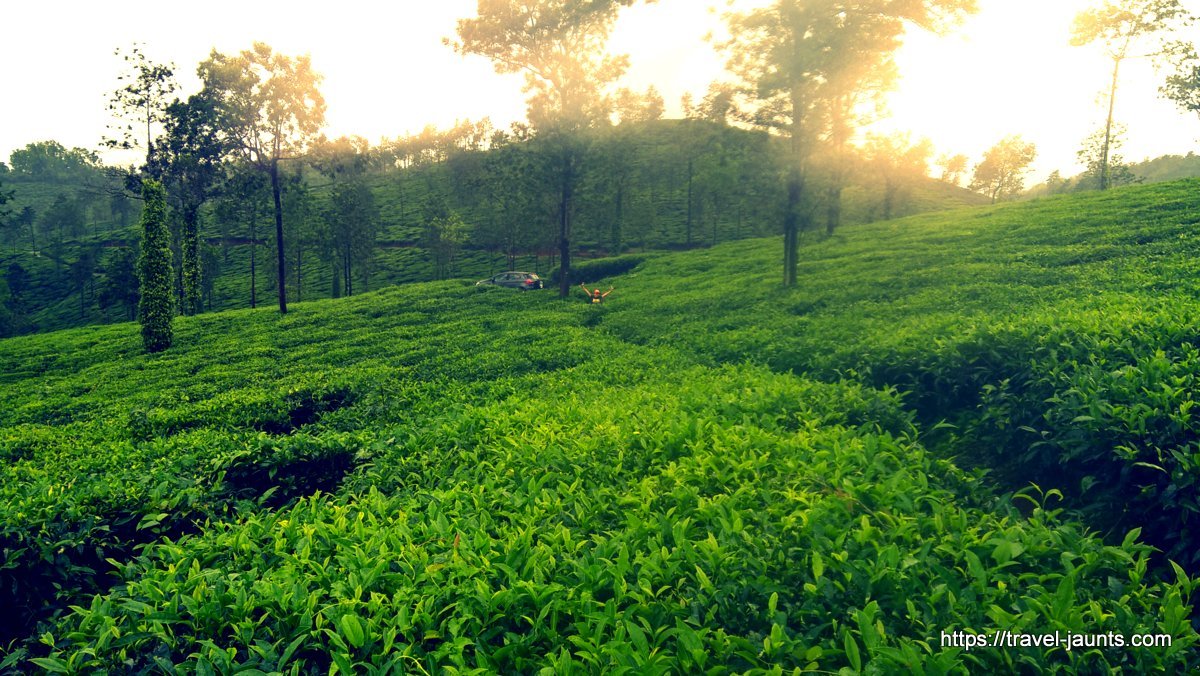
879,0,1200,180
1,0,1198,178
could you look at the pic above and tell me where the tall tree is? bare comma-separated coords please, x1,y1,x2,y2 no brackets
476,139,550,267
215,166,269,308
861,132,933,220
98,247,139,321
150,92,226,315
451,0,650,297
199,42,326,314
322,178,379,296
103,44,178,169
969,135,1037,203
722,0,975,286
9,141,102,183
0,176,11,227
936,152,969,186
1070,0,1192,190
1076,125,1140,189
136,179,173,353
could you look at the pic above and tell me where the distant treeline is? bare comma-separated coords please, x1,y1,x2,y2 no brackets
0,118,979,337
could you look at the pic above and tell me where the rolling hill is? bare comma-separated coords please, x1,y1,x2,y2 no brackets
1,178,1198,673
1,119,987,337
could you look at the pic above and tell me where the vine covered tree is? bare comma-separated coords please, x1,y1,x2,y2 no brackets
136,179,174,352
199,42,326,314
150,92,226,315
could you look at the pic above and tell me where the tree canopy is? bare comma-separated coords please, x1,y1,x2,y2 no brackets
721,0,976,285
199,42,326,314
969,135,1037,204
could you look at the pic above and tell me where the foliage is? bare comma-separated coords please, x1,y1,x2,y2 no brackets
323,178,379,294
720,0,976,285
1070,0,1193,190
199,42,326,313
102,44,178,166
6,141,102,184
452,0,651,297
860,132,934,220
550,253,646,285
2,252,1199,670
1161,39,1200,117
1076,125,1141,190
136,179,173,352
451,0,645,131
151,90,227,315
969,135,1037,203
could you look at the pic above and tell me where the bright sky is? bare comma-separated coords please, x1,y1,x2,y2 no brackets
3,0,1199,183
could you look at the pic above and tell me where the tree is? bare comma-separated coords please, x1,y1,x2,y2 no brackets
1161,40,1200,122
722,0,976,286
69,246,99,320
5,263,30,312
969,135,1037,203
14,206,36,250
1043,170,1073,195
861,133,933,220
1076,125,1140,189
451,0,650,297
215,165,269,308
612,86,665,125
0,175,11,217
322,178,379,295
98,247,139,321
199,42,326,314
136,179,173,352
1071,0,1192,190
39,195,86,265
425,211,469,281
475,140,551,267
937,152,969,186
103,44,178,168
8,141,102,183
150,91,226,315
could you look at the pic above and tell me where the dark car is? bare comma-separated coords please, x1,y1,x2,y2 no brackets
476,271,545,290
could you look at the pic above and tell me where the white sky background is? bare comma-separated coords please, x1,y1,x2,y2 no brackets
2,0,1199,183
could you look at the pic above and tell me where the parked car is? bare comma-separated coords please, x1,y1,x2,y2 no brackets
475,271,545,290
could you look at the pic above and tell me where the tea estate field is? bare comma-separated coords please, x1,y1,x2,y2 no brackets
2,179,1200,673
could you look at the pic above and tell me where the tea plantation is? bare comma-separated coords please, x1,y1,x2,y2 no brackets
2,179,1200,673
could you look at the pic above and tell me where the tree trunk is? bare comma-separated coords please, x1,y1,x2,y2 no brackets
270,160,288,314
249,206,257,309
826,185,842,235
182,204,201,316
1100,57,1121,191
685,157,694,246
783,168,800,287
295,236,302,303
557,148,574,299
612,181,624,254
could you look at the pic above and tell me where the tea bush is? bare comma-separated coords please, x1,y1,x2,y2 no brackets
4,179,1200,672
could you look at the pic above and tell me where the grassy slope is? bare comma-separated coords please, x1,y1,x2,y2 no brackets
592,179,1200,553
1,180,1199,672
